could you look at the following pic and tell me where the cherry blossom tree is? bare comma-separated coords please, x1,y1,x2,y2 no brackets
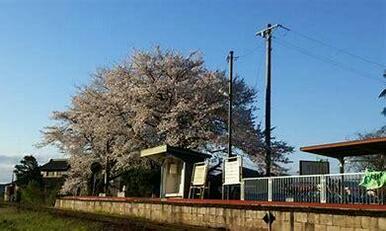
41,47,292,194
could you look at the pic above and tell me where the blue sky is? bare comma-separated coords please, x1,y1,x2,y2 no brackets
0,0,385,183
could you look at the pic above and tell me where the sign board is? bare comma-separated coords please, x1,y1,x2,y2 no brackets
169,163,178,174
117,192,126,197
300,160,330,175
192,163,208,186
263,212,276,225
224,157,242,185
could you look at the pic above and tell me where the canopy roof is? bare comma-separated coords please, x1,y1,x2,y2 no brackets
140,145,211,163
300,137,386,159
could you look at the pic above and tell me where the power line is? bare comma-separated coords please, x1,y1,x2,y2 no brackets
274,38,384,84
288,29,386,69
254,46,266,89
237,45,264,60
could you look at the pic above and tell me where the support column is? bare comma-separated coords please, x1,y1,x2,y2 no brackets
240,180,245,200
268,178,273,202
320,175,327,203
339,157,345,174
338,157,345,203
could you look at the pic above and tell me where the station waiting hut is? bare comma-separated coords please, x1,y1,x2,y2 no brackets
140,145,211,198
301,136,386,173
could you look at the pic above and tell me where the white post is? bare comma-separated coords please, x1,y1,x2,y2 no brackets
160,161,165,198
320,175,327,203
240,180,245,200
180,162,186,198
268,178,273,202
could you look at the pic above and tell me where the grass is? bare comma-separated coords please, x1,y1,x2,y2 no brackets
0,206,103,231
0,203,220,231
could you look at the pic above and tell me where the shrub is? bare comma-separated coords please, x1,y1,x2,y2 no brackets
121,167,160,197
20,181,44,205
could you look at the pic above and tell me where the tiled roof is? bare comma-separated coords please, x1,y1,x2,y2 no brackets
40,159,70,171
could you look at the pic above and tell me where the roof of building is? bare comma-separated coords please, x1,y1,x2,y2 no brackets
140,145,211,162
40,159,70,171
300,137,386,159
0,183,11,187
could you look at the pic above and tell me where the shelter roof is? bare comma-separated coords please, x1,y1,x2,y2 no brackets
300,137,386,159
140,145,211,162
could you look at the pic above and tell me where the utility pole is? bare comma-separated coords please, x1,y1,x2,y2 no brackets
256,24,288,176
227,51,234,158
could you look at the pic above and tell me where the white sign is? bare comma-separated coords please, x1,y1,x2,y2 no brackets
169,163,178,174
192,164,207,186
117,192,126,197
224,157,242,185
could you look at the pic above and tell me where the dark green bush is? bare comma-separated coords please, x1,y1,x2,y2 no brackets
121,166,160,197
20,180,44,205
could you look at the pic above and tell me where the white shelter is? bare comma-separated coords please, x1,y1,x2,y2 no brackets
140,145,211,198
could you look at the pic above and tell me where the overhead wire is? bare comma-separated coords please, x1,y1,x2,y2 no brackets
222,25,384,103
236,45,263,60
288,29,386,69
231,40,266,63
235,41,266,90
273,37,384,84
228,42,265,91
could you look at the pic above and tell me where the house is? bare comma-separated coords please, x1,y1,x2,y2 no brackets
40,159,70,192
40,159,69,178
0,183,10,195
0,183,11,200
1,183,16,202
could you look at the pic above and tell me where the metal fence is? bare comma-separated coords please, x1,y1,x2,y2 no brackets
242,173,385,205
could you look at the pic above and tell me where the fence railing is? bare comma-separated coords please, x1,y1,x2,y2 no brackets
242,172,385,205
